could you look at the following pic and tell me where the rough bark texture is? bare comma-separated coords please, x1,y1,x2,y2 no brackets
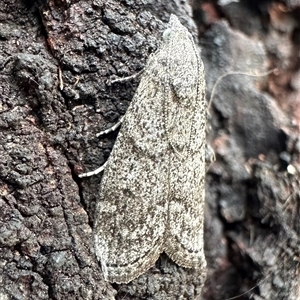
0,0,299,299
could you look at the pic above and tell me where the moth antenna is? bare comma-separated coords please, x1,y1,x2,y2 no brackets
208,68,278,112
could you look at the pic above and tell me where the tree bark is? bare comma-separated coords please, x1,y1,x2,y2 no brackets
0,0,299,299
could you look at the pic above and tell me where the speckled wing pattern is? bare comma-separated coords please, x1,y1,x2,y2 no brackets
94,14,207,284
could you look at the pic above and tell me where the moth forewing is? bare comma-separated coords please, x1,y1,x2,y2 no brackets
92,14,207,284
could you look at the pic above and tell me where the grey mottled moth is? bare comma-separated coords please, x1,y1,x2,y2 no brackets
80,14,207,283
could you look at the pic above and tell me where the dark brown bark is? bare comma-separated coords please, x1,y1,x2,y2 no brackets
201,2,300,300
0,0,299,299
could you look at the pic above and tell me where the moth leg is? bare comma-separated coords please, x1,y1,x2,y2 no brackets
110,70,143,84
79,116,125,178
96,69,144,136
78,161,108,178
96,117,124,137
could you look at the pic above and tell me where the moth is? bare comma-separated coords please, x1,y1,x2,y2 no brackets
80,14,207,283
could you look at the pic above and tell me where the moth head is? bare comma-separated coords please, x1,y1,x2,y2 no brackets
163,14,193,44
